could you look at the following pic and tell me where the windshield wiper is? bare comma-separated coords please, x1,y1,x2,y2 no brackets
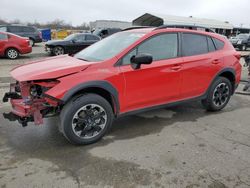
77,58,90,62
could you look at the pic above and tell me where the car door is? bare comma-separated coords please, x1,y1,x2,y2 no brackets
69,34,86,54
119,33,183,112
0,33,8,55
180,33,224,99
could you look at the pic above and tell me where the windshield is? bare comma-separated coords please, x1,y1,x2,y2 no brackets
64,34,77,41
74,32,145,62
236,34,249,39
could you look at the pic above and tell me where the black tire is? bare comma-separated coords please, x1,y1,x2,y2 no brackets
29,38,35,47
5,48,19,59
53,46,65,56
202,77,232,112
60,94,114,145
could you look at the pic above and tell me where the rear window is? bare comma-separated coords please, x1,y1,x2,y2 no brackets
207,37,216,52
0,33,8,40
212,38,224,50
182,33,208,56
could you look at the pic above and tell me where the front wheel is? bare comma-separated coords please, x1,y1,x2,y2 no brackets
53,46,65,56
202,77,232,111
60,94,114,145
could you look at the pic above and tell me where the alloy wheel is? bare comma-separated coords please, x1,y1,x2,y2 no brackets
7,49,18,59
212,83,230,107
71,104,107,139
53,46,64,56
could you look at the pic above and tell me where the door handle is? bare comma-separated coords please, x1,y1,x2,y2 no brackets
212,59,220,65
171,65,182,71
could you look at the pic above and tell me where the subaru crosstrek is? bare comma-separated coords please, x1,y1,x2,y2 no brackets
3,27,242,145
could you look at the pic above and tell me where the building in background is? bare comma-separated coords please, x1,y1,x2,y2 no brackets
132,13,234,36
90,20,132,30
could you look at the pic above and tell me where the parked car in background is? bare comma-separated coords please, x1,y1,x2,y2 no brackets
93,28,121,38
45,33,101,56
3,27,241,145
0,25,42,46
0,31,31,59
229,34,250,51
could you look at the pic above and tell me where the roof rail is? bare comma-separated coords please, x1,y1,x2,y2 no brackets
154,25,215,33
122,26,153,31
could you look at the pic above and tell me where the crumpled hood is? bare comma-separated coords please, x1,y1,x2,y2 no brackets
11,55,94,81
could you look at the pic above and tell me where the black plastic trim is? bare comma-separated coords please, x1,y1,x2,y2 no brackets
62,81,120,114
118,94,206,118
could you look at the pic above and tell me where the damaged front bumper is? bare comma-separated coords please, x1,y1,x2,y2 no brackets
3,81,61,127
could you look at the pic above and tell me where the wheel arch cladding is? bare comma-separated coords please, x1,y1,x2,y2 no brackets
62,81,120,115
212,68,236,93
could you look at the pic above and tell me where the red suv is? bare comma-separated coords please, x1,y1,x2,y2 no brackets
3,27,242,145
0,31,32,59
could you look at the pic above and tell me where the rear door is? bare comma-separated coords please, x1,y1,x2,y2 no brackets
180,33,224,99
119,33,183,112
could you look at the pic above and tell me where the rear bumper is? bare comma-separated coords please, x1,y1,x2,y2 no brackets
20,46,32,54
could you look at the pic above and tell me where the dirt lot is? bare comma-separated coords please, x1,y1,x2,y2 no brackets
0,45,250,188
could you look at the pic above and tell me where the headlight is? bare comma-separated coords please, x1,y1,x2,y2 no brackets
30,85,43,98
30,80,60,98
237,40,242,44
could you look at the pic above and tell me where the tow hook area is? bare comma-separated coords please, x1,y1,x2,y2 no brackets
3,112,32,127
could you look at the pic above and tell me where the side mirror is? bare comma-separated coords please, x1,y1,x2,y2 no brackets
72,39,77,43
130,53,153,70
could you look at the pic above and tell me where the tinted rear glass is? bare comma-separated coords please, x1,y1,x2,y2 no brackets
207,37,216,52
0,33,8,40
212,38,224,50
182,33,208,56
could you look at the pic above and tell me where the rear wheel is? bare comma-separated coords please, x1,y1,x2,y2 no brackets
29,38,35,47
53,46,64,56
60,94,114,145
202,77,232,111
6,48,19,59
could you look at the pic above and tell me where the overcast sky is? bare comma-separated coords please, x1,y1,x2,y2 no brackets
0,0,249,27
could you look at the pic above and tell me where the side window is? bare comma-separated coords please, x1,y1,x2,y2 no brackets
122,33,178,65
182,33,208,56
0,27,7,32
75,35,85,42
8,26,23,33
207,37,216,52
86,35,99,41
212,38,224,50
23,27,35,32
0,33,8,40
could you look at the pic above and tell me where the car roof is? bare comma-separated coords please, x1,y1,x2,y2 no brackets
125,27,225,40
